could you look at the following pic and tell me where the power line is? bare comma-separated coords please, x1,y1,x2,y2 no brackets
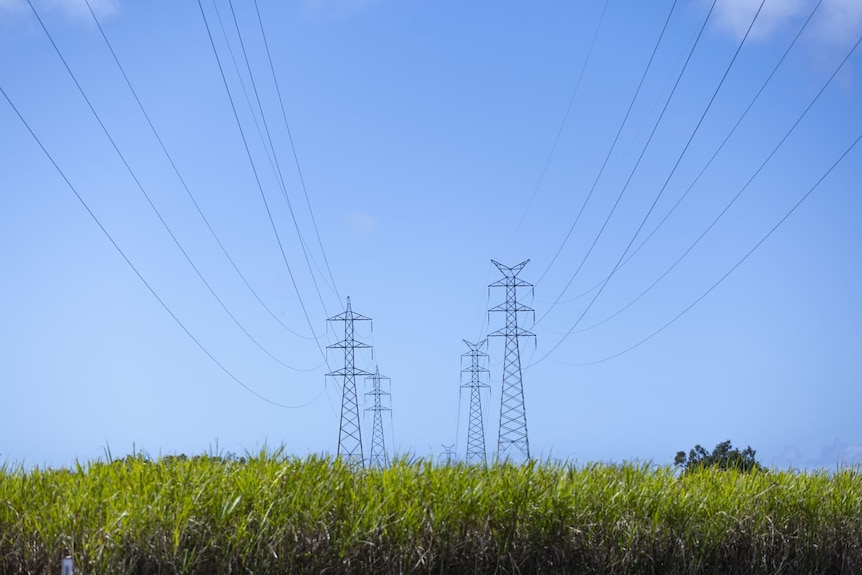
532,0,760,355
253,0,342,304
26,0,317,373
81,0,320,344
502,0,610,254
561,129,862,366
534,0,679,288
0,82,321,410
558,0,829,338
535,0,719,327
196,0,330,367
221,0,334,319
210,0,280,185
532,0,824,314
531,17,861,368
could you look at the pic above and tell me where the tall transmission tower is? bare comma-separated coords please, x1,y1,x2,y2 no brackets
365,365,391,468
488,260,535,461
461,339,490,465
326,296,372,466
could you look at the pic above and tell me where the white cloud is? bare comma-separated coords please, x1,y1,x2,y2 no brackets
815,0,862,44
713,0,809,40
0,0,26,15
771,440,862,470
0,0,117,21
712,0,862,44
44,0,117,20
774,445,802,468
817,438,862,467
347,212,376,235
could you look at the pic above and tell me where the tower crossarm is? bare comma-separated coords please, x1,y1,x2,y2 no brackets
488,326,535,339
327,368,373,377
489,277,533,288
491,259,529,277
488,302,535,313
327,340,372,350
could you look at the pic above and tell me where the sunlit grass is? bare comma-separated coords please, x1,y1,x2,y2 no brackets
0,451,859,574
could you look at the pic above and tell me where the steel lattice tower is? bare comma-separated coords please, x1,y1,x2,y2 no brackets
461,339,490,465
326,296,372,466
365,365,391,468
442,444,455,465
488,260,535,461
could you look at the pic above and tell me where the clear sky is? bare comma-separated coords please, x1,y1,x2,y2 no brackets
1,0,860,469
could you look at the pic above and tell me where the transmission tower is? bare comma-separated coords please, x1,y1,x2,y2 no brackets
488,259,535,461
365,365,391,468
442,444,455,465
461,339,490,465
326,296,372,466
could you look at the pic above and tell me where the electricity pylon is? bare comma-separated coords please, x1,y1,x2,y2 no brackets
461,339,490,465
327,296,372,466
488,260,535,461
365,365,391,468
442,444,455,465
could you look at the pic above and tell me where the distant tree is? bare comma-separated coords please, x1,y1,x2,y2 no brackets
674,440,763,474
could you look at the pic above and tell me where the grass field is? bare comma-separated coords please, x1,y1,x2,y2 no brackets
1,451,860,574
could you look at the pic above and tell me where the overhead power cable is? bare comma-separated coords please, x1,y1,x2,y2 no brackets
0,82,321,410
196,0,330,367
82,0,320,343
209,1,280,184
253,0,342,304
502,0,610,253
27,0,318,372
536,0,719,328
534,0,679,289
531,0,765,361
534,28,862,367
561,129,862,366
217,0,334,320
558,0,826,331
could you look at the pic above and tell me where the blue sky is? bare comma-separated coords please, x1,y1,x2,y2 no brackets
1,0,860,469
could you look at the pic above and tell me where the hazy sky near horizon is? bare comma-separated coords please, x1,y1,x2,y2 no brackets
1,0,861,469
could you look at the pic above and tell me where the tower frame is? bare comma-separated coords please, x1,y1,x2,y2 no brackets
488,260,535,461
326,296,372,465
461,339,490,465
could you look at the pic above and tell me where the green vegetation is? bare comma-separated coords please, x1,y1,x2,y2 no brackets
675,439,764,474
1,452,860,574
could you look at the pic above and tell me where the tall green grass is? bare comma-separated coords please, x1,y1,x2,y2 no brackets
1,452,859,574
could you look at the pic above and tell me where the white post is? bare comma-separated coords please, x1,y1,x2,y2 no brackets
61,557,73,575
